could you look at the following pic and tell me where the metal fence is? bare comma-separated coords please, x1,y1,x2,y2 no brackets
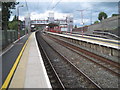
2,30,25,49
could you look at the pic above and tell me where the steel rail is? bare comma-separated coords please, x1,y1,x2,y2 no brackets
41,34,102,89
48,35,120,77
36,32,65,89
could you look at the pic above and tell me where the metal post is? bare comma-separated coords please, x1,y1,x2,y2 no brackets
77,10,85,37
17,5,24,40
17,7,20,40
91,10,92,25
81,11,84,37
118,1,120,14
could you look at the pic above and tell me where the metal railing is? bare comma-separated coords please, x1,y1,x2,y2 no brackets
1,30,25,49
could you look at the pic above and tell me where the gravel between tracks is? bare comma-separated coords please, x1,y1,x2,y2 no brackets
39,33,96,88
42,33,119,88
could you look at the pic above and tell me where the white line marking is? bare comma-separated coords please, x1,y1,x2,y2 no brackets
13,35,26,44
0,35,27,56
0,45,14,57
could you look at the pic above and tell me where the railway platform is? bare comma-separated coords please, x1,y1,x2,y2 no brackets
46,31,120,63
1,32,52,89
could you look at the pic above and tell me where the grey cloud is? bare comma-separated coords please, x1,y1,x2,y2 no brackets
10,1,118,25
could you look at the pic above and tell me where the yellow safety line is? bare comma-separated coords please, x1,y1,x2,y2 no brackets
1,35,30,89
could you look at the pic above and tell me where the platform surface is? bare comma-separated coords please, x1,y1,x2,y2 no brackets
9,32,52,88
47,32,120,49
1,34,29,88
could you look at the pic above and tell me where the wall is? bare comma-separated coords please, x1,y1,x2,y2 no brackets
88,16,119,32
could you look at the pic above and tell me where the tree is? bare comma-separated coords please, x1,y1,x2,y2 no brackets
2,2,19,45
94,21,99,24
8,15,19,30
2,2,19,30
74,25,77,28
98,12,108,21
13,15,18,21
112,14,119,17
8,21,18,30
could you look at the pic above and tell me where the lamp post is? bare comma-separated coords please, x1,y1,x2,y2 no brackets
17,5,24,40
77,10,85,37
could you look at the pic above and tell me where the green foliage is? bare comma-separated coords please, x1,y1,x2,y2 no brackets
2,2,19,30
98,12,108,21
112,14,119,17
8,15,23,30
13,15,18,21
74,25,77,28
2,2,19,44
8,21,18,30
94,21,99,24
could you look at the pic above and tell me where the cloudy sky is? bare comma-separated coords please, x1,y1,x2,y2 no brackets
10,0,119,26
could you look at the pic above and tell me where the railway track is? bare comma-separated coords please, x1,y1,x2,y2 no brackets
36,31,102,89
46,34,120,77
36,32,65,89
